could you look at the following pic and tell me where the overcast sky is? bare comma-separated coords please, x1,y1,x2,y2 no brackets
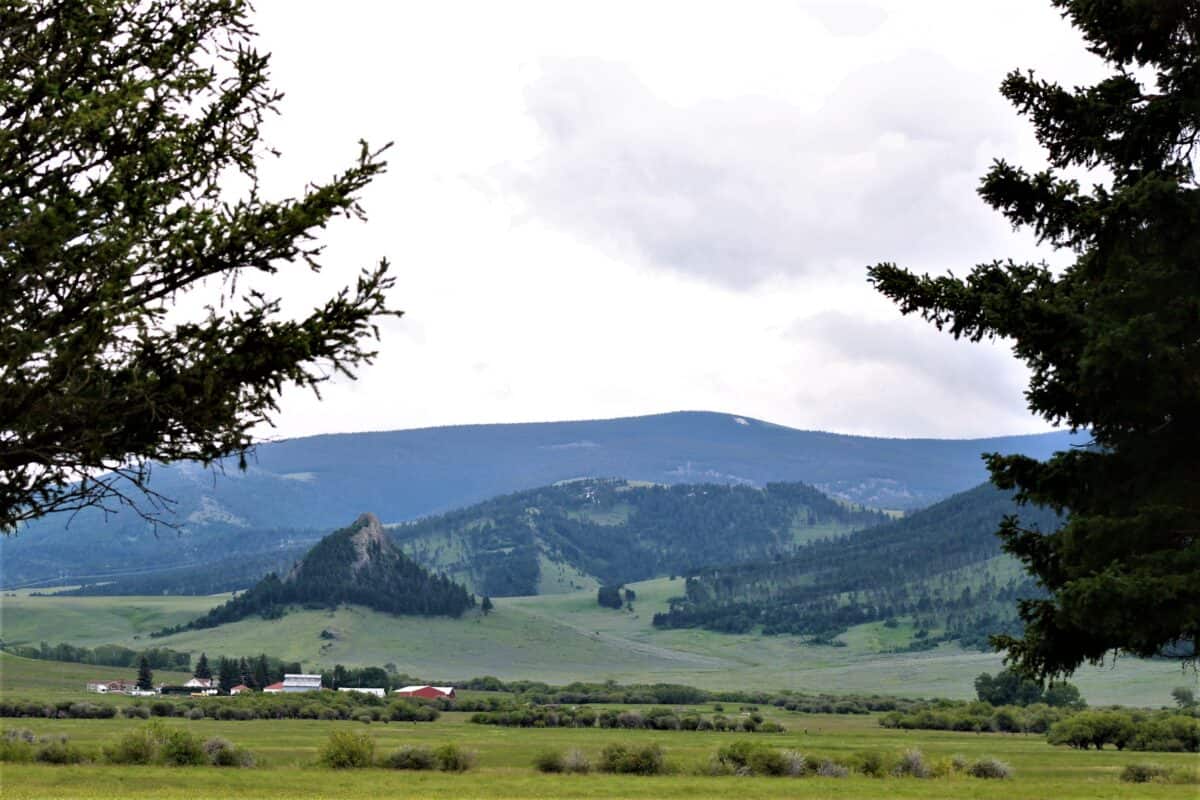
242,0,1109,441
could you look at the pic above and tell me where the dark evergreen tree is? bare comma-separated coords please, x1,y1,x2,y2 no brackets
238,657,254,690
217,657,239,693
253,654,270,690
136,656,153,691
193,652,211,680
481,596,494,615
0,0,397,532
868,1,1200,676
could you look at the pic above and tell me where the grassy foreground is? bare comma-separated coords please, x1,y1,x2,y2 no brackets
1,580,1189,706
1,710,1196,799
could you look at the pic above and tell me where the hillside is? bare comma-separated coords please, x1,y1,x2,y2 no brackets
390,479,888,597
1,582,1182,707
653,483,1062,647
0,411,1080,588
160,513,475,633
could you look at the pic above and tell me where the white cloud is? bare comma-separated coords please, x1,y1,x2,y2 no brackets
226,0,1109,440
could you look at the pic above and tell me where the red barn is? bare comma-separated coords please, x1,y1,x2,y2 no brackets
394,685,456,700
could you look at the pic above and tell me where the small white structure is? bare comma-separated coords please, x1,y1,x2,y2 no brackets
262,681,285,694
184,677,214,689
230,684,251,695
86,680,137,694
281,673,322,693
338,687,386,698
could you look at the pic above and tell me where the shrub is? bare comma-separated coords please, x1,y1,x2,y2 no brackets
0,732,34,763
357,714,373,725
599,743,665,775
122,705,150,719
817,759,849,778
563,748,591,774
204,737,254,767
434,743,474,772
151,701,176,717
103,726,160,765
383,745,436,770
534,750,564,773
318,730,375,769
185,708,205,721
716,741,788,776
35,738,88,764
855,750,886,777
968,757,1013,779
780,749,806,777
1121,763,1170,783
159,728,207,766
892,748,930,778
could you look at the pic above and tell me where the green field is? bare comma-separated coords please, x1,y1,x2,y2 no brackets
1,579,1189,706
2,709,1196,799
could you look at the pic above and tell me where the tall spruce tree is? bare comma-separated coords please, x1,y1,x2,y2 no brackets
216,656,239,693
0,0,398,532
193,652,211,680
868,1,1199,677
136,655,153,691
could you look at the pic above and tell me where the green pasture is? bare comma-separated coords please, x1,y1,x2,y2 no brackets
2,709,1196,799
1,580,1189,707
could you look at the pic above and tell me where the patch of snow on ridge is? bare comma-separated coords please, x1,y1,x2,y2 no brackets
733,417,750,426
541,440,601,450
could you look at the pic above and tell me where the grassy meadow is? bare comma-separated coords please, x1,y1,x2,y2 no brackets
2,706,1197,799
1,579,1189,706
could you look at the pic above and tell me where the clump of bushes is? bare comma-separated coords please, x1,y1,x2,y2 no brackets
598,743,666,775
967,757,1013,779
1121,763,1171,783
203,737,255,767
433,743,475,772
101,722,253,767
892,748,930,778
0,730,90,765
378,743,473,772
384,745,436,770
318,730,375,769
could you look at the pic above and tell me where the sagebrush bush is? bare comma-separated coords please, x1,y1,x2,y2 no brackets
35,738,88,764
384,745,436,770
534,749,564,773
562,748,591,774
433,743,474,772
103,726,160,765
892,748,930,778
185,708,205,721
318,730,375,769
203,737,254,767
0,731,34,763
159,728,207,766
855,750,886,777
968,757,1013,779
599,742,665,775
121,705,150,719
817,759,849,778
1121,763,1169,783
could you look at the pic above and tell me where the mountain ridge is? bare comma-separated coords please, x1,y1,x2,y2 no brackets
0,410,1083,588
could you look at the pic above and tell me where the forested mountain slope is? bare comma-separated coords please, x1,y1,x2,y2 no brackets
159,514,475,634
1,411,1079,588
390,479,888,597
653,483,1062,648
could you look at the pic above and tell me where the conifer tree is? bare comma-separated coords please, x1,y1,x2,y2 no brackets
136,655,153,691
193,652,211,680
217,657,239,693
0,0,398,532
869,1,1199,676
253,654,270,690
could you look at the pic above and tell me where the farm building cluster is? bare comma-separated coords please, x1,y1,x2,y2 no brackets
85,675,455,699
